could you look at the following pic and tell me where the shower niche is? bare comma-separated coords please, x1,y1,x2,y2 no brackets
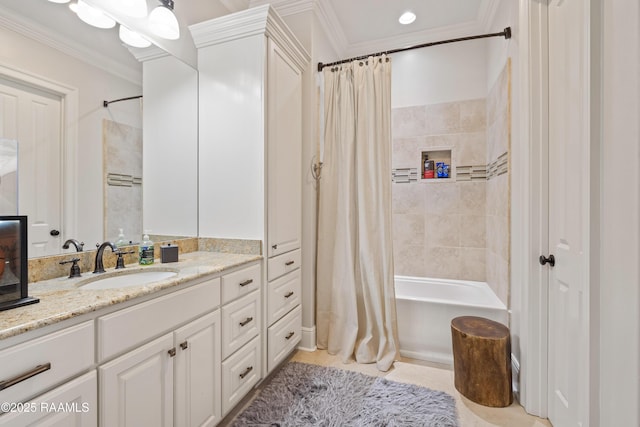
420,148,453,182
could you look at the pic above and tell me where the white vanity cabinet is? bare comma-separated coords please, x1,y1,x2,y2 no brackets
98,276,224,427
219,265,262,416
191,4,309,378
0,321,96,426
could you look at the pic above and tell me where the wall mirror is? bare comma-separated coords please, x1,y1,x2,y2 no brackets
0,0,232,258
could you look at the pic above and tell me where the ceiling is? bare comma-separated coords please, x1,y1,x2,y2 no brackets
0,0,498,80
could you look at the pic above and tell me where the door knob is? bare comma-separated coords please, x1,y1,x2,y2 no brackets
539,254,555,267
50,229,60,236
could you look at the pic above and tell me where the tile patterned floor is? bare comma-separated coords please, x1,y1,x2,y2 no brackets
222,349,553,426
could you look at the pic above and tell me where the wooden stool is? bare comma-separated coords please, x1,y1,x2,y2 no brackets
451,316,513,407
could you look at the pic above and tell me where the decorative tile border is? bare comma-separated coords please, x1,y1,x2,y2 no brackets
392,168,418,183
107,173,142,187
393,151,508,182
487,152,509,180
456,165,487,181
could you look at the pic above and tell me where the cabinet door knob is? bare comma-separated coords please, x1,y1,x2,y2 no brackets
239,317,253,327
539,254,555,267
239,366,253,379
168,348,176,357
272,244,278,250
179,341,188,350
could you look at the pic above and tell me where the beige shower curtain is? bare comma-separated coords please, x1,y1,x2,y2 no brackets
316,56,399,371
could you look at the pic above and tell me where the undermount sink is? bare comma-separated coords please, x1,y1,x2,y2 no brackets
78,270,178,290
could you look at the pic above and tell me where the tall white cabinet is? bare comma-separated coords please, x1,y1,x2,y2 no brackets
191,5,309,375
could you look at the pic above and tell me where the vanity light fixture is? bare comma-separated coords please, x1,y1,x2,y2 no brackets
48,0,71,4
399,11,416,25
76,0,116,29
119,24,152,48
149,0,180,40
115,0,148,18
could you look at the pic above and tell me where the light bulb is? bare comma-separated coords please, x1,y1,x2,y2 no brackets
119,25,152,48
399,11,416,25
76,0,116,29
148,5,180,40
115,0,148,18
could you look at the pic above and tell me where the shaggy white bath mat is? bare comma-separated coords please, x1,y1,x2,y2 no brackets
231,361,458,426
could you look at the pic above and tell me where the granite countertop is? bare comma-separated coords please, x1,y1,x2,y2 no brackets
0,251,261,341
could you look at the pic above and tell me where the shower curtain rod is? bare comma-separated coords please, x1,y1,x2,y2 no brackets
103,95,143,108
317,27,511,72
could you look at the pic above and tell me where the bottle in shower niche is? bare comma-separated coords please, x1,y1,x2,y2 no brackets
423,155,435,179
139,231,154,265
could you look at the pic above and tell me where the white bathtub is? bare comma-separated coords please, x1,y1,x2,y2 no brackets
395,275,508,366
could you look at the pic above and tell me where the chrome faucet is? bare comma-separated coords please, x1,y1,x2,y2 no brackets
62,238,84,252
93,241,118,274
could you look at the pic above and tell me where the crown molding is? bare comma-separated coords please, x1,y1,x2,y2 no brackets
0,5,141,85
249,0,346,57
190,4,309,70
128,45,171,63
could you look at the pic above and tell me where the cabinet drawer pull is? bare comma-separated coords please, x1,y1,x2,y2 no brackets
284,291,294,298
168,348,177,357
180,341,188,350
285,331,295,340
285,260,295,266
0,363,51,391
239,366,253,379
239,317,253,327
239,279,253,287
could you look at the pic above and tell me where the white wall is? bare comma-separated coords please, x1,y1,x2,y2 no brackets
485,0,522,397
600,0,640,424
274,7,340,351
392,39,488,108
0,25,142,251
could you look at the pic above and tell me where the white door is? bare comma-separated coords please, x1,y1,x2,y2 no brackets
174,311,221,427
267,38,302,257
0,77,63,257
547,0,590,425
99,333,174,427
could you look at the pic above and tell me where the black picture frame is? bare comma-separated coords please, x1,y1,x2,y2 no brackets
0,216,38,311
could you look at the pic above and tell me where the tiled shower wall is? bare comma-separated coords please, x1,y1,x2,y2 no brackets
391,100,488,282
485,61,511,305
391,62,511,306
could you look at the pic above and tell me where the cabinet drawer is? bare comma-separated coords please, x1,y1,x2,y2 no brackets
221,290,260,359
267,249,300,282
0,321,94,406
98,278,220,361
0,321,94,408
221,336,260,416
0,371,97,427
267,269,301,326
267,305,301,372
221,262,261,305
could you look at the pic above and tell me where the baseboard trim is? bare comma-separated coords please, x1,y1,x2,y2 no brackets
297,326,317,352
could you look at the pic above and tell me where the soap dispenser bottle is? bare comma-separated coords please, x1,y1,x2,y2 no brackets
115,229,127,247
139,231,154,265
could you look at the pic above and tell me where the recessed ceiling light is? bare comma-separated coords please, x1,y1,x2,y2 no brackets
399,11,416,25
